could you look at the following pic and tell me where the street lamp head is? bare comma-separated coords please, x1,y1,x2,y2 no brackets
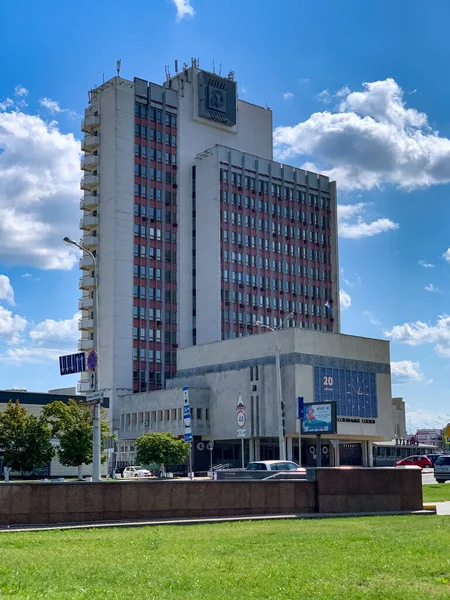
286,312,294,320
63,236,77,246
255,320,263,326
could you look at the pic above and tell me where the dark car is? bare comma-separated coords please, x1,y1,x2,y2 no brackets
425,454,442,467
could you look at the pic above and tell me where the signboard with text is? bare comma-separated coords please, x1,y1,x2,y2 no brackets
301,402,337,435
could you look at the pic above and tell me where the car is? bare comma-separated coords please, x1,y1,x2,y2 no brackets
394,455,432,469
434,456,450,483
425,454,442,467
122,465,152,479
246,460,306,474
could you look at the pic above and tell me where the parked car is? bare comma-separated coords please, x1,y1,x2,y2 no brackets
394,455,432,469
425,454,442,467
122,465,152,478
246,460,306,473
434,456,450,483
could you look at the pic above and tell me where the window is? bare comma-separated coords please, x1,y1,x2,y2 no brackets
196,408,202,420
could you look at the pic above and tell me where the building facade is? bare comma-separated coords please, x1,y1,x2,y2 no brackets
117,328,401,469
78,60,340,428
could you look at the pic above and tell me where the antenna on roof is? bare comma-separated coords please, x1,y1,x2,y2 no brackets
116,59,121,77
213,59,215,74
165,65,171,81
219,62,222,76
175,60,178,73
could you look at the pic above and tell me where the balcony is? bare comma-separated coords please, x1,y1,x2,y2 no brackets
80,174,99,190
81,153,99,171
80,235,98,249
80,193,99,210
78,338,94,352
81,134,99,152
79,275,96,290
78,296,94,310
80,214,99,230
78,380,92,394
81,114,99,132
78,317,94,330
79,254,94,270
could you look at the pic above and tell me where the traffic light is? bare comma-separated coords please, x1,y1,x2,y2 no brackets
281,400,286,438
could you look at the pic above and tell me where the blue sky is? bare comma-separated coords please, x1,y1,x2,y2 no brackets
2,0,450,430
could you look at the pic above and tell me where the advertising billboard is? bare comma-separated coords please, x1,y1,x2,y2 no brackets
301,402,337,435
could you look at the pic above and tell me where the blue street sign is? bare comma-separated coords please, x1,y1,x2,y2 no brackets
184,430,193,443
59,352,86,376
297,397,304,420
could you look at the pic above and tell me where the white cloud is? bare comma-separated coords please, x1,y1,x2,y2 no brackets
283,92,294,101
363,310,381,326
298,78,310,85
21,273,31,278
29,313,80,344
425,283,440,292
406,408,444,431
0,275,15,305
14,85,28,98
384,315,450,358
39,97,62,114
338,203,399,239
443,248,450,263
0,98,14,112
274,78,450,191
241,86,247,95
0,105,81,269
340,290,352,310
418,259,435,268
4,346,66,365
172,0,195,21
316,89,332,104
0,306,27,344
391,360,424,383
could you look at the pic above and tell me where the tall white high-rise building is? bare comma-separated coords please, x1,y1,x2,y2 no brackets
78,60,339,428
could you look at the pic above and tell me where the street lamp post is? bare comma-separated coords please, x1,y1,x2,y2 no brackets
255,313,294,461
64,236,101,482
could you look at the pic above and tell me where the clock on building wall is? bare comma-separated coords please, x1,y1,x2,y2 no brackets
314,367,378,418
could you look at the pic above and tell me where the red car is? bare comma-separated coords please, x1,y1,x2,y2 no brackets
394,455,432,468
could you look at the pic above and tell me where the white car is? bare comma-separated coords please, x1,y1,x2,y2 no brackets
246,460,306,474
122,465,152,479
434,456,450,483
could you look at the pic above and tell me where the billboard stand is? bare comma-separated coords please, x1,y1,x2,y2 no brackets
316,434,322,468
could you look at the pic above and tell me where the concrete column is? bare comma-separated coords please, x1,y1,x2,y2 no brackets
287,437,293,461
249,438,255,462
254,438,261,460
362,441,368,466
331,440,340,467
367,441,374,467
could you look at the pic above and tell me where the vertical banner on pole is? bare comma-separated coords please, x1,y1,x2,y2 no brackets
182,387,193,479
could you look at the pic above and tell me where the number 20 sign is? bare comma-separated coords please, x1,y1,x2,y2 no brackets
323,376,333,388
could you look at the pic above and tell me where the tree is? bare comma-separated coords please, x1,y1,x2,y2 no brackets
136,432,189,474
43,399,111,480
0,400,54,475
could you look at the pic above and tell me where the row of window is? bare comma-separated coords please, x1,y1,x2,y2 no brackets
222,247,330,265
121,406,208,433
221,321,330,339
220,170,330,207
131,282,177,303
221,217,330,246
222,269,332,286
221,288,330,306
134,157,176,177
222,303,329,323
133,370,163,386
133,248,177,274
132,348,176,364
134,134,176,153
222,209,329,231
133,219,177,238
133,327,161,342
134,175,176,195
221,191,330,216
135,104,177,127
132,265,176,282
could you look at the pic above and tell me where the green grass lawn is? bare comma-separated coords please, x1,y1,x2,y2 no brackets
1,517,450,599
423,483,450,503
